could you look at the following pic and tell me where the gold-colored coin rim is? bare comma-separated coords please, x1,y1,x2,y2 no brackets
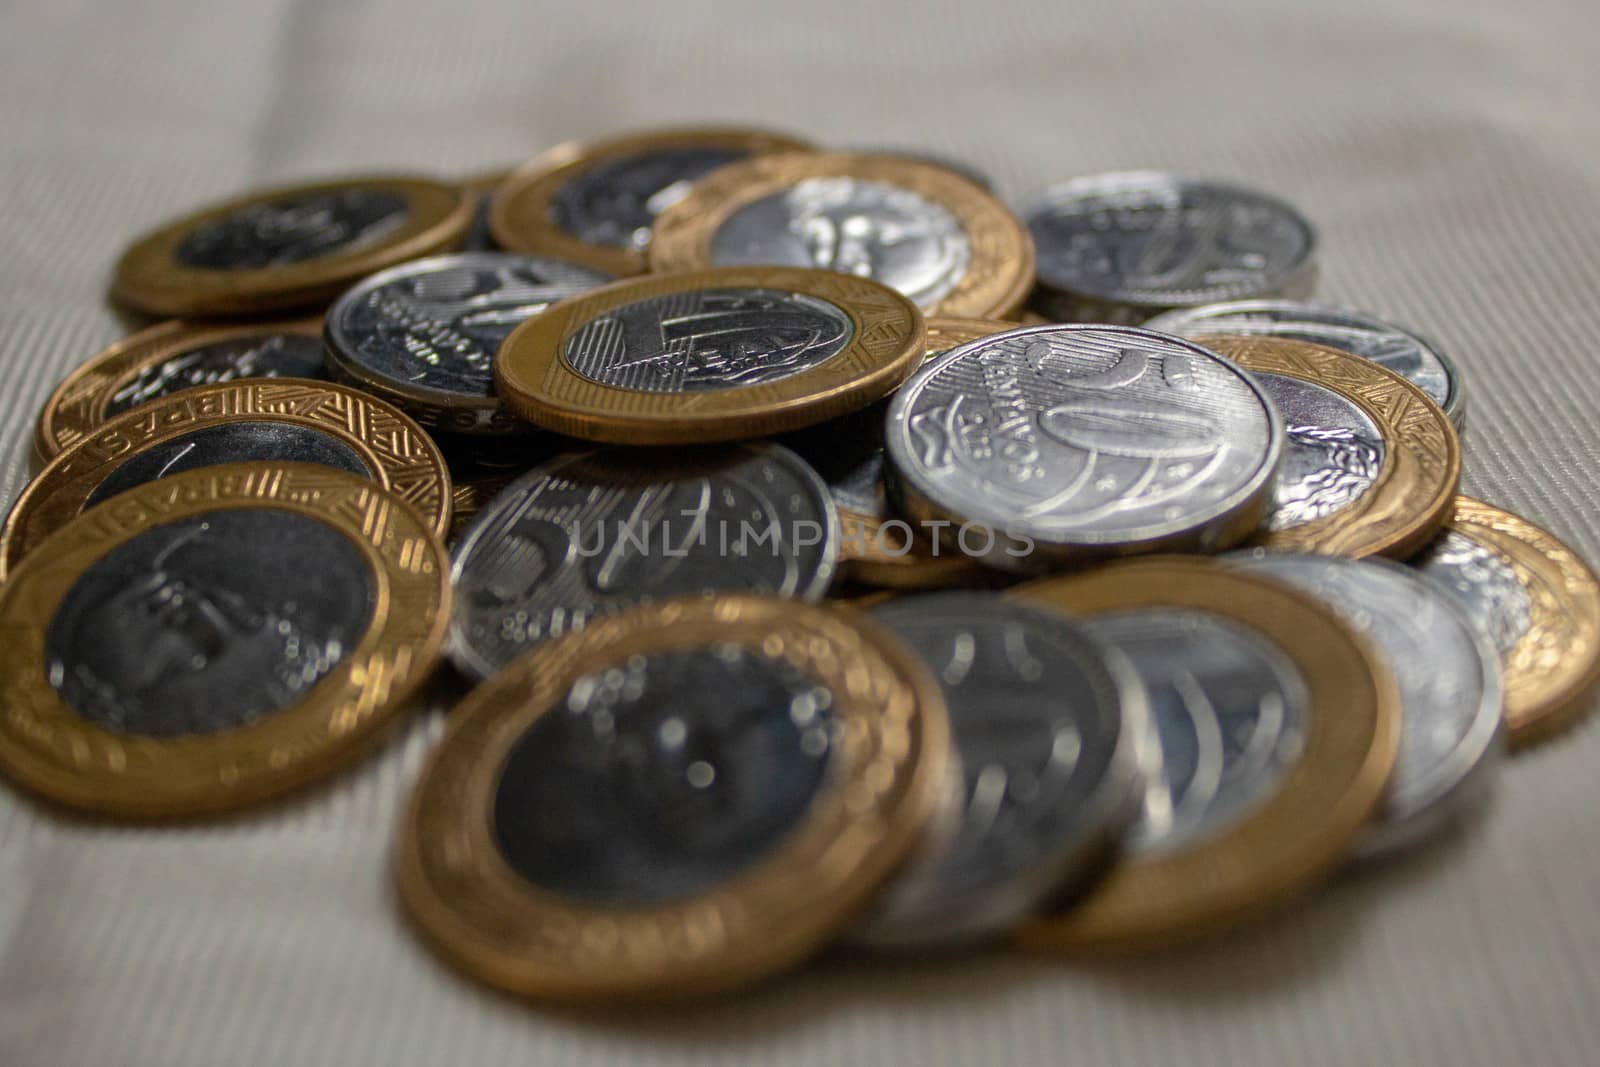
1440,496,1600,747
839,317,1019,588
396,594,951,1003
494,266,926,444
487,128,812,276
0,463,451,818
649,151,1037,320
32,316,326,466
1,378,453,579
446,472,519,545
1008,558,1399,952
1206,335,1461,559
111,176,473,317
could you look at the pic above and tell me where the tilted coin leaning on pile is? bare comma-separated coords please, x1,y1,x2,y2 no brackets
4,125,1597,1003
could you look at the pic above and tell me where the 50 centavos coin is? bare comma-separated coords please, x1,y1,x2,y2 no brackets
494,266,925,444
112,176,473,317
884,325,1282,570
851,592,1149,948
0,463,450,818
1,379,452,578
1145,300,1467,431
1025,173,1317,324
397,595,951,1003
324,252,611,435
489,127,810,276
1202,335,1460,558
1009,558,1399,950
1413,498,1600,747
1230,552,1502,859
33,317,327,465
649,152,1035,320
447,444,837,681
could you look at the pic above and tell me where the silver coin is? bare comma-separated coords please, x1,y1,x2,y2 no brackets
883,324,1282,570
174,187,410,270
705,177,974,309
102,332,328,418
45,508,373,737
325,252,611,432
552,145,753,252
561,286,855,393
492,642,836,904
1228,552,1503,858
1144,300,1465,430
1024,173,1317,323
1250,372,1386,533
851,593,1148,948
1411,529,1532,657
447,444,838,681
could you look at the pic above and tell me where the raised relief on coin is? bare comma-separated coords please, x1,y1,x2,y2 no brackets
1025,174,1317,319
551,145,751,251
708,177,973,310
1415,530,1531,654
174,189,411,270
45,510,374,737
103,334,328,417
562,287,854,393
447,445,837,680
1087,609,1308,854
1253,374,1385,532
1145,300,1462,427
854,594,1145,946
885,325,1279,565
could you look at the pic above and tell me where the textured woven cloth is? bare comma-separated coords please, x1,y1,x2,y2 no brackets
4,1,1600,1064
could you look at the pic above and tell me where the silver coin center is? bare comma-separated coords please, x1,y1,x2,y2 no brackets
1413,531,1532,656
1253,373,1385,531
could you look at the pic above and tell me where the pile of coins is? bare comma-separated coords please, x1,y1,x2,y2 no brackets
3,126,1596,1004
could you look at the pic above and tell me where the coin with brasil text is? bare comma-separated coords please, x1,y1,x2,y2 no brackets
0,463,450,818
33,316,327,466
494,266,925,444
397,594,951,1003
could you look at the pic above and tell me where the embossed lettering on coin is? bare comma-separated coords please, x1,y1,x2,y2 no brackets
174,189,410,270
104,334,327,417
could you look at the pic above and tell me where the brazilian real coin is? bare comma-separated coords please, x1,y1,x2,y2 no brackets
1201,335,1460,559
397,594,951,1003
850,592,1150,949
1024,173,1318,324
781,317,1016,588
112,176,474,317
884,324,1282,570
494,266,925,444
488,127,811,276
649,152,1036,320
1413,498,1600,747
447,444,837,681
32,316,327,466
0,463,450,818
1145,300,1467,431
324,252,611,435
1008,558,1399,950
1,379,452,578
1229,551,1503,859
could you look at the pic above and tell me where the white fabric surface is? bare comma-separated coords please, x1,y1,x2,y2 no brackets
4,1,1600,1064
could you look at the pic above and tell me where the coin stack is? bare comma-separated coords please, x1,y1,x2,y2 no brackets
3,126,1596,1004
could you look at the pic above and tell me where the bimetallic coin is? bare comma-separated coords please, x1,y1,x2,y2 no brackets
1204,335,1460,558
1230,552,1502,858
884,325,1281,570
488,128,810,276
112,176,472,317
1413,498,1600,747
33,317,326,465
1,380,452,578
324,252,611,435
1025,173,1317,324
783,317,1016,589
852,593,1149,948
1008,559,1398,950
650,152,1035,320
1144,300,1466,431
0,463,449,817
447,444,837,681
495,266,925,444
397,595,951,1003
